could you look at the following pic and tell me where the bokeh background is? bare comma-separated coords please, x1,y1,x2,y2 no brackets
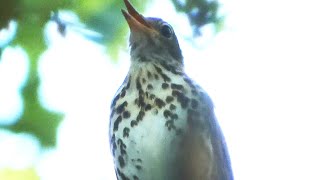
0,0,320,179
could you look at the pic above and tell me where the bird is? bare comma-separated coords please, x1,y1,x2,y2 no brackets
109,0,233,179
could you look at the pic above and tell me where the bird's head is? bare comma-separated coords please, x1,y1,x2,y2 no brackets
122,0,183,65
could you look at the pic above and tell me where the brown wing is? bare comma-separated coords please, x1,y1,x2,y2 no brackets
174,93,233,180
208,109,234,180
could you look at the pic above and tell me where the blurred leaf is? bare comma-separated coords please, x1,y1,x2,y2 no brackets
0,168,39,180
0,0,19,29
8,81,63,147
3,0,71,147
171,0,222,35
8,15,63,147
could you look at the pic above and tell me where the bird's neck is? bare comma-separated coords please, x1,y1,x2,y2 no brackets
121,56,186,98
129,56,184,77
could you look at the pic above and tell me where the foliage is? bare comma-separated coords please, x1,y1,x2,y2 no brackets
172,0,223,35
0,0,221,148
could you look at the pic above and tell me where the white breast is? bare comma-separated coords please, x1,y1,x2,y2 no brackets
110,62,192,179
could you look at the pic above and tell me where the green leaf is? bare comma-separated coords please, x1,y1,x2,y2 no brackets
171,0,222,35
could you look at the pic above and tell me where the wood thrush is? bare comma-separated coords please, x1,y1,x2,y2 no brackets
109,0,233,179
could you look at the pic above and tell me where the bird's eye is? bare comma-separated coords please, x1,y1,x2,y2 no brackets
160,24,173,38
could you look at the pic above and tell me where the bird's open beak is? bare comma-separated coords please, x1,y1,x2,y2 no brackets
121,0,156,34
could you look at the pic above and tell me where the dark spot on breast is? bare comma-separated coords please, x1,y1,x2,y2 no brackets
154,74,159,80
135,165,142,170
191,99,199,109
137,93,146,108
150,94,156,100
169,104,176,110
142,78,146,84
137,111,145,121
155,98,165,108
116,138,127,156
131,158,142,163
154,65,163,73
166,96,174,103
160,73,171,82
136,77,142,90
172,90,179,97
165,120,176,131
117,138,123,145
162,83,169,89
147,71,152,79
123,127,130,138
133,175,139,180
131,120,137,127
163,110,172,119
117,168,130,180
172,113,178,120
117,139,127,155
172,90,190,109
147,84,153,90
118,155,125,168
171,83,184,90
154,65,171,82
116,101,128,114
123,111,131,119
145,104,152,111
111,134,117,156
139,90,144,96
113,116,122,131
160,62,182,75
120,90,126,98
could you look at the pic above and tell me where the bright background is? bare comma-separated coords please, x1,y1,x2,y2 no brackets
1,0,320,179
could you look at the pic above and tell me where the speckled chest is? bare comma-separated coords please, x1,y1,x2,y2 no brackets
109,63,208,180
